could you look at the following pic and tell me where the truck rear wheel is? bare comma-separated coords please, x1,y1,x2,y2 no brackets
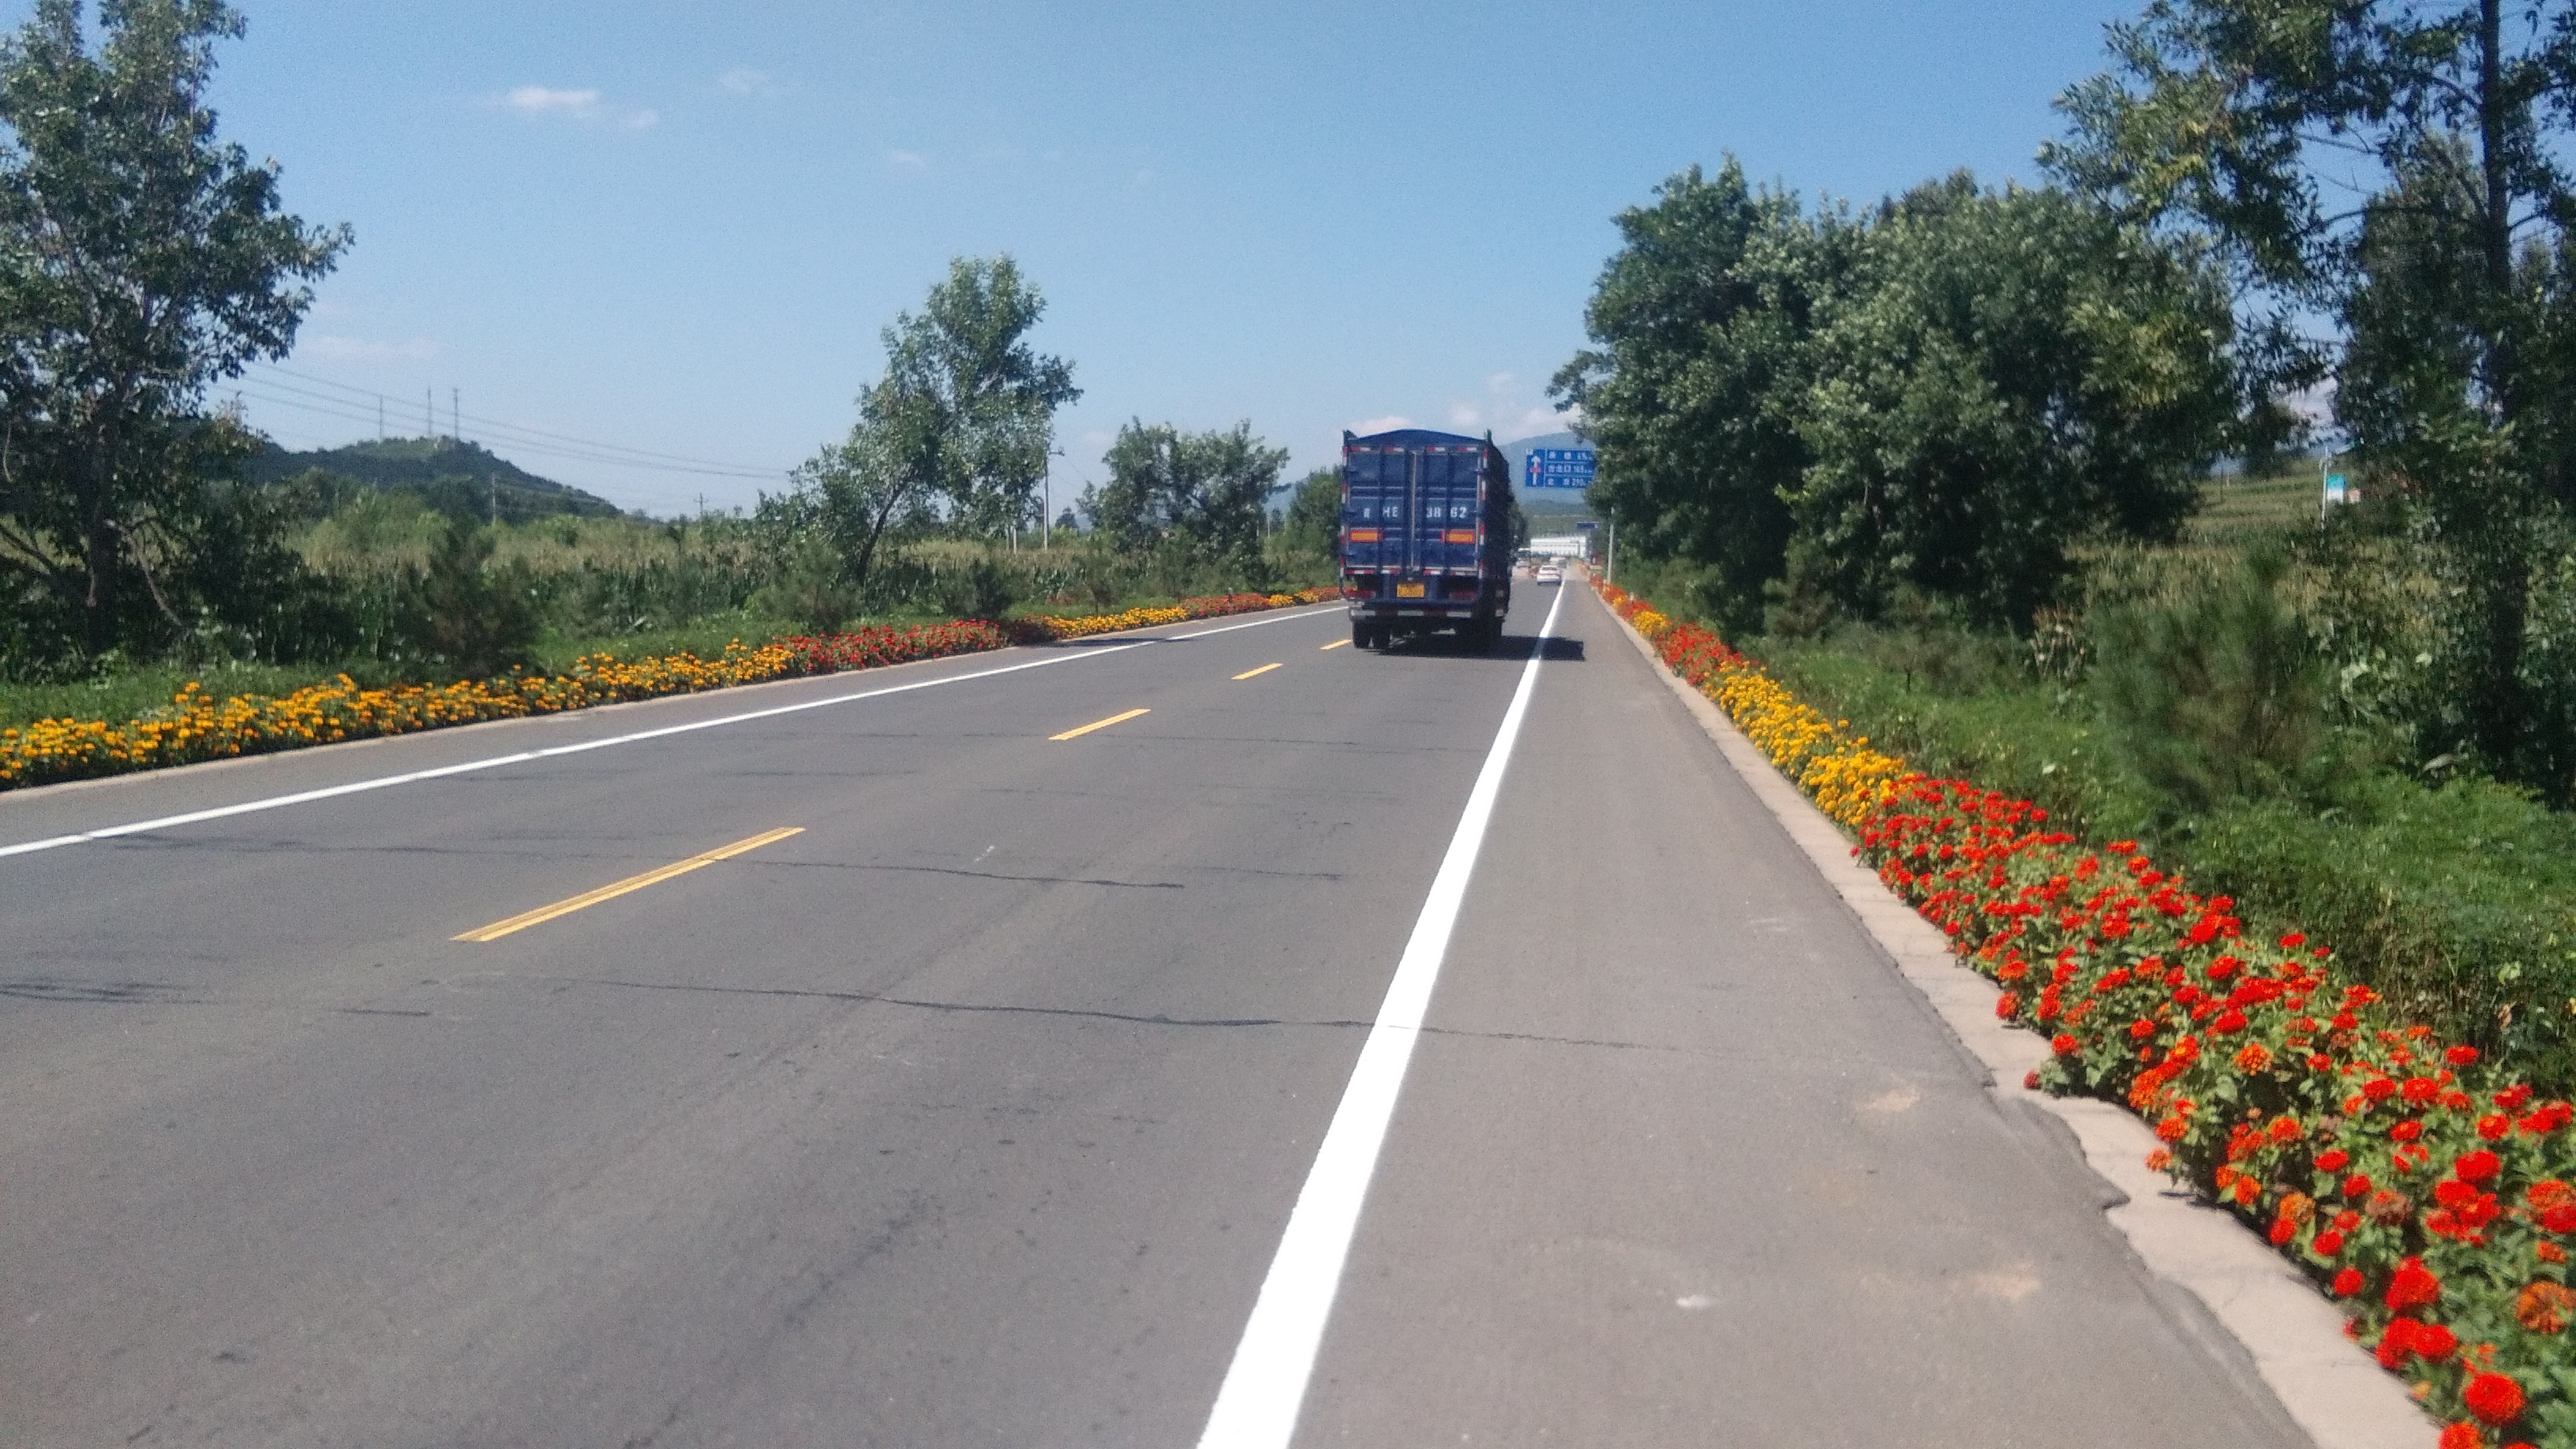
1351,618,1371,650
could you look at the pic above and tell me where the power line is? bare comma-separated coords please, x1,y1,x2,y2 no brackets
230,384,789,481
244,361,795,476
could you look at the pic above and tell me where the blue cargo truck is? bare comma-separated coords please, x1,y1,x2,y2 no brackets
1339,427,1514,650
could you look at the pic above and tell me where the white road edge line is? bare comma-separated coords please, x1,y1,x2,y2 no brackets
0,604,1343,862
1195,586,1565,1449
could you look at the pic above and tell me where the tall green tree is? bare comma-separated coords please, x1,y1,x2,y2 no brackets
795,255,1078,597
1549,158,1856,634
1080,420,1287,567
1277,464,1342,558
1788,176,2240,627
0,0,346,661
2047,0,2576,777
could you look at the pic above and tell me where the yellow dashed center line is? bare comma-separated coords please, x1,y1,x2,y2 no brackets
1319,640,1350,650
1233,663,1283,680
1051,707,1150,741
455,826,803,942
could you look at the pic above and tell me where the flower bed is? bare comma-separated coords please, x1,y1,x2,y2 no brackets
1600,579,2576,1448
0,588,1331,793
1005,587,1333,642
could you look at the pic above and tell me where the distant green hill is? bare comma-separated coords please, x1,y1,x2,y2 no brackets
246,436,628,522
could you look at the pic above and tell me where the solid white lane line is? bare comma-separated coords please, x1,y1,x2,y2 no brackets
0,605,1343,862
1195,586,1565,1449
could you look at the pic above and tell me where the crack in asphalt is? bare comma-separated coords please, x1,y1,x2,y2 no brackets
556,975,1679,1053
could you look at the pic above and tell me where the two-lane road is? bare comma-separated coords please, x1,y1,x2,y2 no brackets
2,586,2312,1446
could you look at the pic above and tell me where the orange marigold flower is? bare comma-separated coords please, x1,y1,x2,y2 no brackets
1994,992,2020,1019
2233,1176,2260,1206
2514,1282,2575,1334
2438,1424,2481,1449
2235,1043,2273,1073
2145,1148,2174,1171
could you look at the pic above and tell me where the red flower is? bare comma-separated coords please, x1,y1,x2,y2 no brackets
2392,1121,2424,1143
2268,1217,2297,1245
2212,1009,2248,1034
2478,1114,2510,1142
2458,1150,2503,1185
2051,1032,2079,1057
2376,1317,2421,1369
2439,1425,2481,1449
2544,1205,2576,1234
2317,1149,2349,1172
2413,1322,2458,1359
2497,1084,2534,1112
2364,1078,2398,1104
2448,1045,2481,1067
2279,932,2307,949
2343,1174,2372,1200
2405,1076,2441,1106
2465,1372,2525,1427
1994,992,2020,1020
2312,1230,2345,1255
2129,1018,2158,1039
2386,1256,2442,1311
2332,1267,2365,1297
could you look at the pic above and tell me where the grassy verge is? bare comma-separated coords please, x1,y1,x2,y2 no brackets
1753,630,2576,1095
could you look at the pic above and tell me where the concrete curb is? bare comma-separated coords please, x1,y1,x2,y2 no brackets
1595,587,2432,1449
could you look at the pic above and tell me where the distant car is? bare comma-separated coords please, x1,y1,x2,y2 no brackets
1535,564,1563,584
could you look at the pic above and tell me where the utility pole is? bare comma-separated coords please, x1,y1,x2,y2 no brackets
376,398,384,441
424,387,433,439
452,388,460,444
1044,447,1064,550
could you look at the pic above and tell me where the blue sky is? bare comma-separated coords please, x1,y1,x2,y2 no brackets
51,0,2145,515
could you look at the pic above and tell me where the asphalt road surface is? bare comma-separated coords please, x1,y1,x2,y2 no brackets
1,582,2314,1447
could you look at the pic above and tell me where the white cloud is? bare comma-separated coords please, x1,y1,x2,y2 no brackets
886,149,931,173
716,66,774,95
492,84,655,130
503,84,598,116
300,334,439,361
1447,401,1482,429
1511,403,1578,437
1352,414,1411,435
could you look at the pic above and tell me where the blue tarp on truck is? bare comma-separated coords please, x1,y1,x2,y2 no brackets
1339,427,1513,650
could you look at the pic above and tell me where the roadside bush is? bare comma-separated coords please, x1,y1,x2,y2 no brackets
2092,549,2342,822
399,519,540,676
751,536,863,635
931,554,1020,622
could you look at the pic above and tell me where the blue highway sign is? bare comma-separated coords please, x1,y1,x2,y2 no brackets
1522,447,1596,490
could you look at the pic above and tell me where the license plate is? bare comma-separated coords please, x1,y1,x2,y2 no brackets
1395,582,1426,598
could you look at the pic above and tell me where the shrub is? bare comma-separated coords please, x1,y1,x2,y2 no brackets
2091,549,2341,822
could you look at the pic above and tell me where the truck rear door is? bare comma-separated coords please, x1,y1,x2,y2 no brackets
1343,445,1399,572
1423,447,1481,574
